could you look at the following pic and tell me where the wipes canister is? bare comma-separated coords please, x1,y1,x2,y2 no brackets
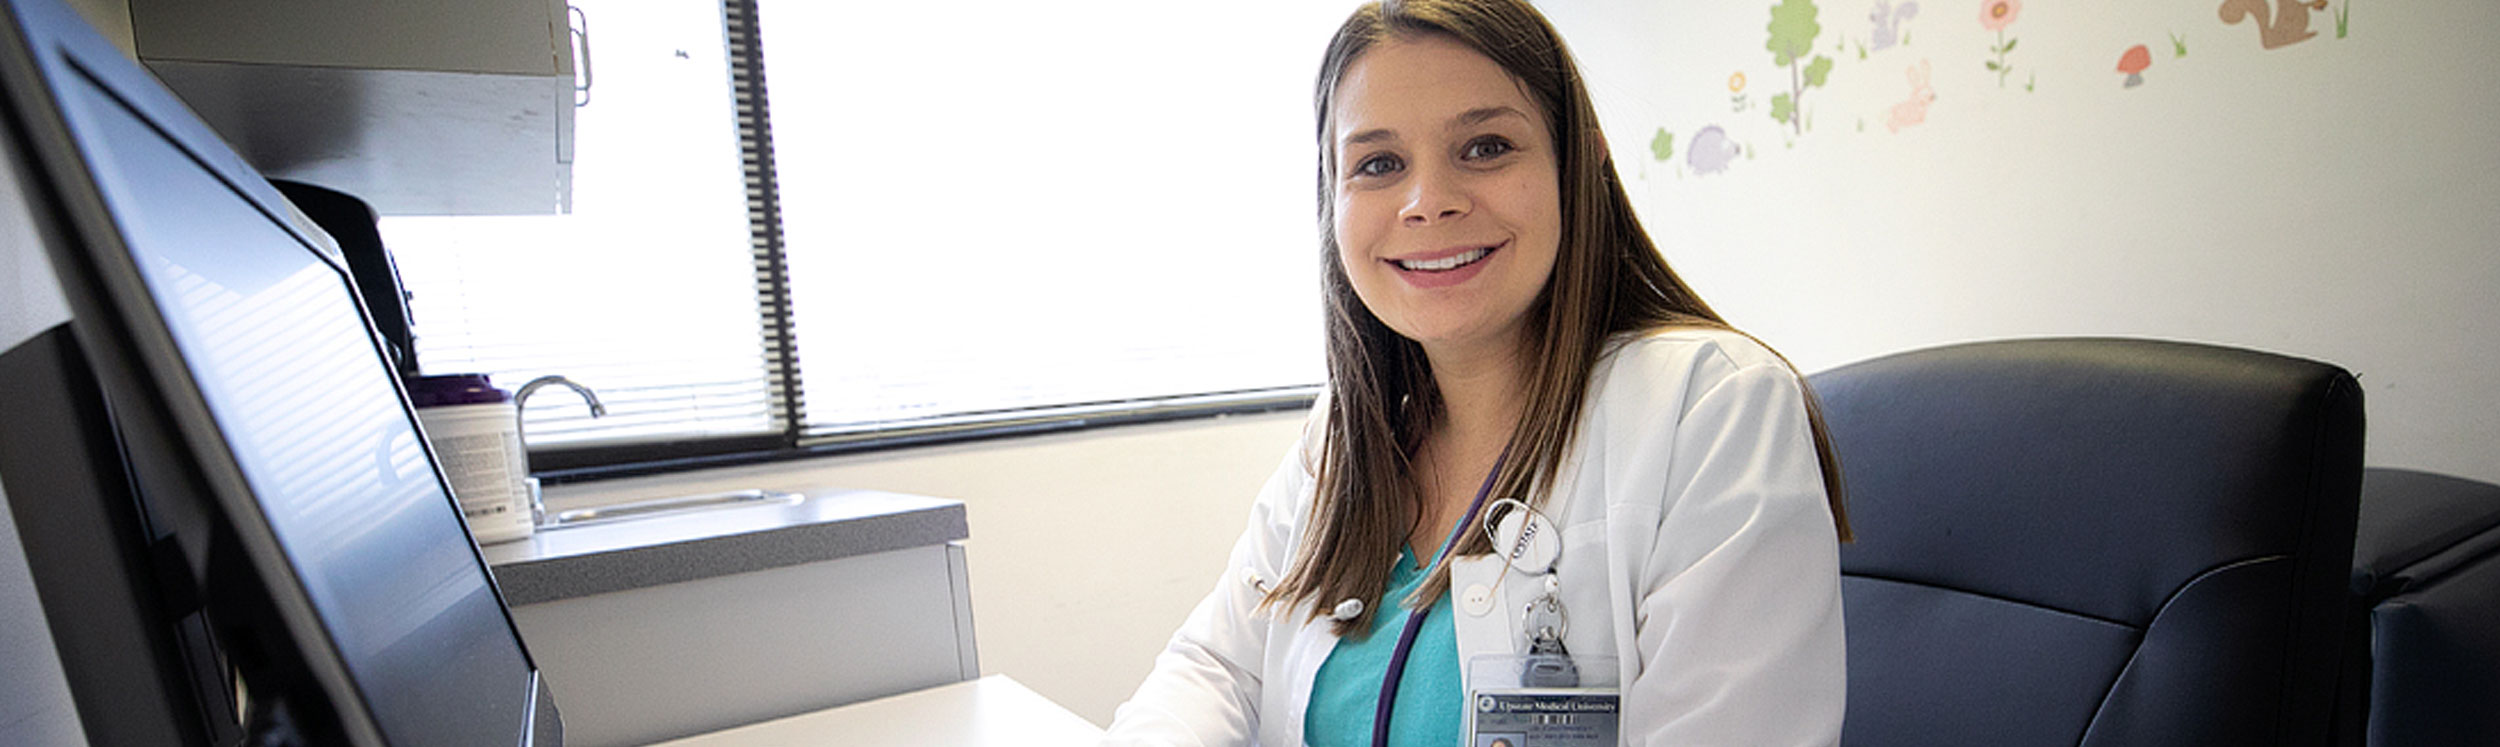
409,374,533,544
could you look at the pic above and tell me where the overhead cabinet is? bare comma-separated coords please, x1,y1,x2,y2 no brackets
130,0,578,215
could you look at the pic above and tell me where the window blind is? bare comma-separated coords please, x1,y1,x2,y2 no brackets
380,0,775,450
724,0,806,435
378,0,1339,474
754,0,1338,439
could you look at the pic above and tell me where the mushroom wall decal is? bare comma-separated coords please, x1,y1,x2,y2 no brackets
2118,44,2152,88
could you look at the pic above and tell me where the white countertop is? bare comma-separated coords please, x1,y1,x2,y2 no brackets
479,488,966,605
652,675,1103,746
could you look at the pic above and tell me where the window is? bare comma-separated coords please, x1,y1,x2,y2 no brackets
383,0,771,452
758,1,1340,439
382,0,1342,476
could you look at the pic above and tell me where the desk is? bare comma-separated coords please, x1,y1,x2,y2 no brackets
655,675,1104,746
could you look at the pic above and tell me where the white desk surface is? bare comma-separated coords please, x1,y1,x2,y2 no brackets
653,675,1104,746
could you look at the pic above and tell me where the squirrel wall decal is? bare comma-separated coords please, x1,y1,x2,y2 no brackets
1870,0,1918,51
2220,0,2331,50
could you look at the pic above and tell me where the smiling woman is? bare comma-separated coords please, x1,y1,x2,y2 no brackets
1328,36,1560,363
1106,1,1851,745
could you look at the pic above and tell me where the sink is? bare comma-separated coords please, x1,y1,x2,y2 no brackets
546,489,804,529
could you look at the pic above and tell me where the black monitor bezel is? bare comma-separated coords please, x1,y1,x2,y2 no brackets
0,0,550,743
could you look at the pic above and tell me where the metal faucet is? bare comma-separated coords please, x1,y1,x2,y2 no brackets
515,375,605,528
514,375,608,448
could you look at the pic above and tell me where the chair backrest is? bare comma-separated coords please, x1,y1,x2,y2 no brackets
1810,338,2363,747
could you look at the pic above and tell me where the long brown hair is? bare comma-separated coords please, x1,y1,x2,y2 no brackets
1267,0,1852,637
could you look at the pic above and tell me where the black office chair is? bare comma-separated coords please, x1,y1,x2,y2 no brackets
2340,467,2500,746
1809,338,2363,746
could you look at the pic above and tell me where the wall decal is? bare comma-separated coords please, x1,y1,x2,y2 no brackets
1980,0,2022,88
1646,0,2386,189
1767,0,1837,134
1689,125,1743,175
2221,0,2330,50
2118,45,2152,87
1887,59,1936,132
1871,0,1920,51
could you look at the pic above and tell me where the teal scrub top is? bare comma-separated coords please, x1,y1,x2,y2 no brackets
1306,546,1461,747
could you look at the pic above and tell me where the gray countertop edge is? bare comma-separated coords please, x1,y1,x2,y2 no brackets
483,492,969,606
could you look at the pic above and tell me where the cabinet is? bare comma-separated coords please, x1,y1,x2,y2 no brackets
128,0,577,215
480,489,980,747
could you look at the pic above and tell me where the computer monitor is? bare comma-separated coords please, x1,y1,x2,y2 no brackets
0,0,558,743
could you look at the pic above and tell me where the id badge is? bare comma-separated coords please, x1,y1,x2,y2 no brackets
1466,655,1620,747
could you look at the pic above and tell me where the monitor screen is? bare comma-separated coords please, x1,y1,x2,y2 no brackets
60,72,535,743
0,0,552,742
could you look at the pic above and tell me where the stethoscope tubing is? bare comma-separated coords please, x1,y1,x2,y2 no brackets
1370,451,1508,747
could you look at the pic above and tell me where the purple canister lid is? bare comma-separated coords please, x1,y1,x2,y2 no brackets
408,373,510,408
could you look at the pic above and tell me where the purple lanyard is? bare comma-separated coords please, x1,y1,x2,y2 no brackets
1371,451,1507,747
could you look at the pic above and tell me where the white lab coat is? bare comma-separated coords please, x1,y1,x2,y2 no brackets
1104,328,1845,747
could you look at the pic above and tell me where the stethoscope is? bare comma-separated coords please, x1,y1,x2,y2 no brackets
1348,454,1574,747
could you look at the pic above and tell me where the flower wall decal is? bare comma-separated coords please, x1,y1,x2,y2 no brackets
1981,0,2022,88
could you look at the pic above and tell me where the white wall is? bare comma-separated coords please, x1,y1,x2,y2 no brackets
1540,0,2499,482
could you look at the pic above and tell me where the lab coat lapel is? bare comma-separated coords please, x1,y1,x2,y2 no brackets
1448,554,1519,667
